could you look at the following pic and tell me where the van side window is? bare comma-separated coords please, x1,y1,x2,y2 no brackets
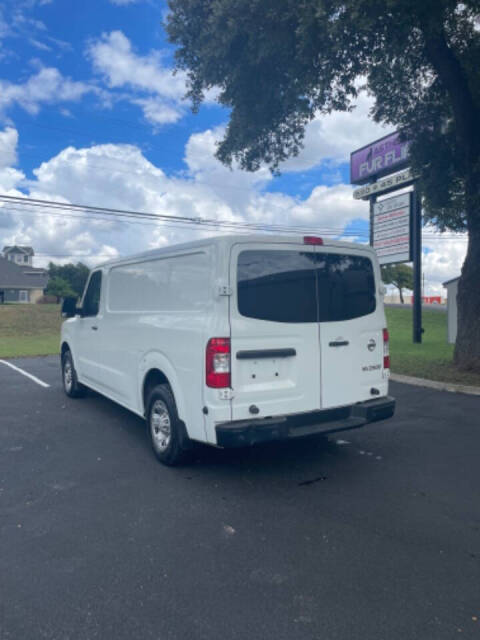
107,253,210,312
82,271,102,317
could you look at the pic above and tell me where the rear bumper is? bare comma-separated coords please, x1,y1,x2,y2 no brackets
215,396,395,448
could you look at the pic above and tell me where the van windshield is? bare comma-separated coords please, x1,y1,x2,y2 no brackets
237,250,376,323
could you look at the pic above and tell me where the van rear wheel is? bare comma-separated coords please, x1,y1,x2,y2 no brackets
146,384,191,466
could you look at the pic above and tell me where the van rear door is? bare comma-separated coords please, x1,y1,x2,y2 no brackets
316,249,385,408
229,242,321,421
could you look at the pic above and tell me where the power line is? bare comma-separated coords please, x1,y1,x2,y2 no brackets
4,206,466,241
0,205,236,237
5,205,366,237
0,202,466,241
0,194,366,236
0,193,468,241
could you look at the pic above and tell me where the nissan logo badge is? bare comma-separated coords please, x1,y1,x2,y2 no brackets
367,339,376,352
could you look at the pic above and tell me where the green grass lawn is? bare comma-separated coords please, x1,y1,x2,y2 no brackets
0,303,62,358
386,306,480,387
0,302,478,387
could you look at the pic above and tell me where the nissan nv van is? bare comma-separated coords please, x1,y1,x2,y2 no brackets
60,235,395,465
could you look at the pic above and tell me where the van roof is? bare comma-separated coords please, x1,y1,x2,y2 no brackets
97,234,376,269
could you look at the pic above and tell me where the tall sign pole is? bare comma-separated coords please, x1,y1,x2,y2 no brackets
412,187,423,343
351,131,423,343
369,194,377,246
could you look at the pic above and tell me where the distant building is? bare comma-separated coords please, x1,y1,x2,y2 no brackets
0,246,49,303
443,276,460,344
384,294,403,304
2,245,34,266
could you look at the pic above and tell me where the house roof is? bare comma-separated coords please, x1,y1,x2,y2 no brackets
443,276,460,287
2,245,35,256
0,256,48,289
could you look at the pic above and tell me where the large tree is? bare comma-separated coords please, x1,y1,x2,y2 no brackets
381,264,414,304
167,0,480,371
46,277,77,303
48,262,89,298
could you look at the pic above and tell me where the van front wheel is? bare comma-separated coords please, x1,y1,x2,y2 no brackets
62,349,86,398
146,385,191,466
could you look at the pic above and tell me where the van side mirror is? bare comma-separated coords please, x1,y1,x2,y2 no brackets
61,296,78,318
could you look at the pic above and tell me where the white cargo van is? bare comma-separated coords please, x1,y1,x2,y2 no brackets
60,234,395,465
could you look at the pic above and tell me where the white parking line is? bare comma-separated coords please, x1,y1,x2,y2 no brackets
0,360,50,388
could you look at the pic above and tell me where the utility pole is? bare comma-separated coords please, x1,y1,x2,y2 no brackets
412,188,423,343
369,193,377,246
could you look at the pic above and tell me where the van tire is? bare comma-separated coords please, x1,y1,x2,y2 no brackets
62,349,86,398
146,384,192,466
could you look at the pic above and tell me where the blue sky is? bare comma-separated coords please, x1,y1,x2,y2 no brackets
0,0,466,292
1,0,345,193
1,0,222,176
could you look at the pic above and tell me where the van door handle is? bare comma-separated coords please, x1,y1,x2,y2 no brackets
91,326,98,331
236,348,296,359
329,340,349,347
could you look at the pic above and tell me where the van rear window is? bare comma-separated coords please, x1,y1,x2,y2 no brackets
237,250,376,323
237,251,317,323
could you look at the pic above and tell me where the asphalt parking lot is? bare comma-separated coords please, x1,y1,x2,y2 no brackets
1,356,479,640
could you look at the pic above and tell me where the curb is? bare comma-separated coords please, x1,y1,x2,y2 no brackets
390,373,480,396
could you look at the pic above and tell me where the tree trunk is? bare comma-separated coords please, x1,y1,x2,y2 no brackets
419,17,480,372
454,169,480,372
398,287,404,305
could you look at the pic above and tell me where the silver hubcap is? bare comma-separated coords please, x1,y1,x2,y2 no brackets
64,360,73,391
150,400,171,452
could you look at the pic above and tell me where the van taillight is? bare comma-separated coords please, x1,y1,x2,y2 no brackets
303,235,324,245
206,338,231,388
383,328,390,370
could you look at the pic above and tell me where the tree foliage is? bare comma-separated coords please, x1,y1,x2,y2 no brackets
46,277,77,302
167,0,479,231
47,262,89,298
381,264,414,304
167,0,480,371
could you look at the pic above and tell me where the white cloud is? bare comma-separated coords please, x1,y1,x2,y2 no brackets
131,97,183,125
0,67,92,116
0,127,24,193
0,127,26,231
422,226,467,295
87,31,219,128
290,184,367,228
28,37,52,52
281,92,388,172
184,126,271,208
3,127,365,266
0,125,467,292
88,31,185,99
0,1,68,58
87,30,189,126
0,166,24,195
0,126,19,167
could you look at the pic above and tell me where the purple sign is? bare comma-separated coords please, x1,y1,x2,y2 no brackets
350,131,410,185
